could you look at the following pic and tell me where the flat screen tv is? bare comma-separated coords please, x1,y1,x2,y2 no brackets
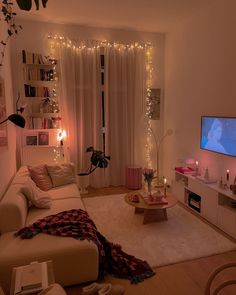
200,116,236,157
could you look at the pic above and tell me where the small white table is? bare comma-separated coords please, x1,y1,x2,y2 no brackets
10,261,55,295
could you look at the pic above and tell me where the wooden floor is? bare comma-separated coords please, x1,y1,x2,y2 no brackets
66,186,236,295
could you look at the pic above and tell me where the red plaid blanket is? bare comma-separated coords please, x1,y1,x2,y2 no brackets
15,209,155,284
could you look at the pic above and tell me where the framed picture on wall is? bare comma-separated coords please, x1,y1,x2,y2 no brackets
0,78,8,147
148,88,161,120
38,131,49,146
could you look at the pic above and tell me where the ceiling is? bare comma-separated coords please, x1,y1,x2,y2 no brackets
15,0,217,33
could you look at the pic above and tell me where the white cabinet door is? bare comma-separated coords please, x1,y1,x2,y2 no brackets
172,181,185,203
188,178,205,196
218,206,236,239
201,187,218,224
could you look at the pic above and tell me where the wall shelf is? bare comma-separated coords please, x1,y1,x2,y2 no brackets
19,50,64,165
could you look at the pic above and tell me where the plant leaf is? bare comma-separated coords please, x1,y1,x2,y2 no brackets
34,0,39,10
16,0,32,11
86,146,94,152
42,0,48,8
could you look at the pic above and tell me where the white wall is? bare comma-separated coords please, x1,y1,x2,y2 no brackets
11,20,165,170
164,0,236,184
0,24,17,199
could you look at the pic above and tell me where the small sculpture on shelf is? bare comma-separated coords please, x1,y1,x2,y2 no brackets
40,97,60,114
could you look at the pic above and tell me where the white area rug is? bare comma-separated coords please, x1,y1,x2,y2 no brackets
83,194,236,268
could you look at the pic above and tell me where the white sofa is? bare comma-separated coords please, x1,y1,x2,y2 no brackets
0,166,99,292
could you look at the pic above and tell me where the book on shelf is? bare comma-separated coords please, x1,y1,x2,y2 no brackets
22,50,47,65
23,68,54,81
28,117,57,129
24,84,50,97
14,262,48,295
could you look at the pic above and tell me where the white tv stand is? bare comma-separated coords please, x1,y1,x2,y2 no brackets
173,171,236,239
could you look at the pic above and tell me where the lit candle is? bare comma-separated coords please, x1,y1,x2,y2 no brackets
164,178,167,196
195,161,198,167
226,169,230,182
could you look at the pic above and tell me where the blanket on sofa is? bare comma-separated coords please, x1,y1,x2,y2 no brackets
15,209,155,284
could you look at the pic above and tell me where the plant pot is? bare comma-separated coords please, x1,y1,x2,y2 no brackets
78,174,90,194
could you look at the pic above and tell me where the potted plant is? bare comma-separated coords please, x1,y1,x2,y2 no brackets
78,146,111,193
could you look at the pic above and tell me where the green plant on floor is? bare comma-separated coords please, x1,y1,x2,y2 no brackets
0,0,49,66
78,146,111,176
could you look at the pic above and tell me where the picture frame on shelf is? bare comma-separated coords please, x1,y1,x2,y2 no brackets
26,135,38,146
38,131,49,146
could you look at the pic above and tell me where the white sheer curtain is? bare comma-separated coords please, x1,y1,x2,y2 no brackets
104,47,146,186
56,44,105,187
55,41,146,187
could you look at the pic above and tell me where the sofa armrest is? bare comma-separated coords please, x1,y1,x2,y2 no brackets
0,186,28,234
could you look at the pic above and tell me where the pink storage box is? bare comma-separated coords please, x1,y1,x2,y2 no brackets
126,166,142,189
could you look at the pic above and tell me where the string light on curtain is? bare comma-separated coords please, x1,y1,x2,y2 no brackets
145,45,154,168
48,35,151,51
47,40,62,163
48,35,154,166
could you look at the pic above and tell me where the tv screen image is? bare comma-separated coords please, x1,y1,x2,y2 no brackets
200,116,236,157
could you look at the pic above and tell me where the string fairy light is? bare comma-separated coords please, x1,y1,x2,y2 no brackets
47,38,63,163
47,34,154,166
48,35,151,51
145,45,154,168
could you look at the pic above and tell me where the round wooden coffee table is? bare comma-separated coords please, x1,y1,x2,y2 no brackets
124,191,178,224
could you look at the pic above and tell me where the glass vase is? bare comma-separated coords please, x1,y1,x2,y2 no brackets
147,180,152,195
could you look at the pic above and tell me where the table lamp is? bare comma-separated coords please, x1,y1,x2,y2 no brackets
0,114,25,128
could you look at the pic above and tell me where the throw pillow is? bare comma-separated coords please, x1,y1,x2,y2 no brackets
28,164,53,191
46,163,76,187
21,179,52,209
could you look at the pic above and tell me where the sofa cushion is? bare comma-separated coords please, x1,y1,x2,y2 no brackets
48,183,80,200
46,164,76,187
21,179,52,209
26,197,85,224
28,164,53,191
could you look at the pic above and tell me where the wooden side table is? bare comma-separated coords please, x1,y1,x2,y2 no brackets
10,261,55,295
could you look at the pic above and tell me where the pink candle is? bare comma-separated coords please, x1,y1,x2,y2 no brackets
226,169,230,182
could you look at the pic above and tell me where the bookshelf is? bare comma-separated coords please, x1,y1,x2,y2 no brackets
19,50,65,165
21,50,60,131
20,49,61,136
